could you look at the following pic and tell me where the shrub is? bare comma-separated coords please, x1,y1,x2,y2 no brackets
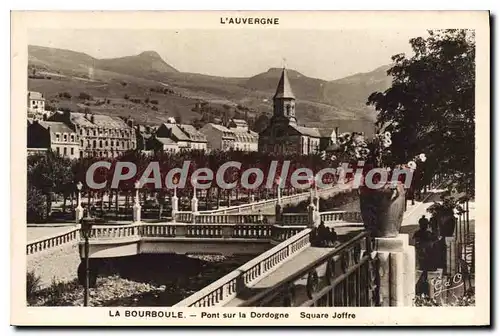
27,271,42,305
78,92,92,100
58,92,72,99
150,99,158,105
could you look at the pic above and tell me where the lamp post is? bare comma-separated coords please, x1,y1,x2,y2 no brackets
75,181,84,223
80,209,94,307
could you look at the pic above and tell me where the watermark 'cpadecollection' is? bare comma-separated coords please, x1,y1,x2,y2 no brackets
85,160,416,190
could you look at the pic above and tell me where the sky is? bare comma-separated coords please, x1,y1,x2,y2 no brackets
29,28,429,81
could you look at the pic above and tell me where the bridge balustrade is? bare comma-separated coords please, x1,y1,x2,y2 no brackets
320,211,363,224
26,227,79,255
281,213,309,225
173,228,312,307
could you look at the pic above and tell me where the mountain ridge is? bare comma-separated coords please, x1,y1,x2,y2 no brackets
28,45,393,133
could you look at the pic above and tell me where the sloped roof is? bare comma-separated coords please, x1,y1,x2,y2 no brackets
290,124,321,138
162,123,190,141
28,91,44,100
36,121,75,134
179,124,207,142
318,128,335,138
274,68,295,99
92,114,130,129
155,137,178,146
232,128,258,142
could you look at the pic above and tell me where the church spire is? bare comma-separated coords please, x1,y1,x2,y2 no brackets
274,67,295,99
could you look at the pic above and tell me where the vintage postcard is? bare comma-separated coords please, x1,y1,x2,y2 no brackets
11,11,490,326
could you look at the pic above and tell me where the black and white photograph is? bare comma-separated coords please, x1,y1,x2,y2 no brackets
11,10,490,326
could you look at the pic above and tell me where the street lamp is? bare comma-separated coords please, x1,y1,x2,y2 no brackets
80,208,94,307
75,181,84,223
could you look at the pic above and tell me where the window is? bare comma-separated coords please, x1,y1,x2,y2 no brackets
70,135,75,142
56,147,60,155
105,140,108,147
79,151,83,158
111,140,114,147
122,141,125,148
80,129,84,135
71,148,74,155
63,134,68,142
93,140,96,148
63,147,67,156
55,133,60,141
99,140,103,148
81,140,84,147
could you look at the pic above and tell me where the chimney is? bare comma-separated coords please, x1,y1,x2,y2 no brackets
90,114,95,123
127,118,134,128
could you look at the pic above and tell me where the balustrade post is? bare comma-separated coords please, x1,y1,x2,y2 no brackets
132,181,141,223
373,234,415,306
171,186,179,221
191,185,199,220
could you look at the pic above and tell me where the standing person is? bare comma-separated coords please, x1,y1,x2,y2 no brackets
418,215,429,229
413,217,432,270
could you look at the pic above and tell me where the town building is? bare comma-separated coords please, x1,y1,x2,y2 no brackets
148,136,179,153
228,119,259,151
135,124,158,151
155,118,207,152
200,123,235,151
201,119,259,152
27,120,80,159
27,91,47,120
259,67,332,155
48,111,137,158
318,127,339,151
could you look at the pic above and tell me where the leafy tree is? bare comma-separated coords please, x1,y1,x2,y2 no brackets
367,29,475,198
27,186,47,222
27,152,74,219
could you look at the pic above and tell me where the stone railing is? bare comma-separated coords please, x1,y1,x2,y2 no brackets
182,213,276,225
281,213,309,226
174,228,312,307
84,223,275,241
26,227,79,255
201,185,341,215
174,211,193,223
320,211,363,224
88,225,142,240
271,225,308,243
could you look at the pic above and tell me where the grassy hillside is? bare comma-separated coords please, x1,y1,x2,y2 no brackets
27,45,392,130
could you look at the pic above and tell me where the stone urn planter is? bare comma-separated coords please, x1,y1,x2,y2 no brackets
359,181,406,238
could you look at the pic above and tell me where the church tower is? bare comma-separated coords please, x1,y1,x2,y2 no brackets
273,67,296,125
